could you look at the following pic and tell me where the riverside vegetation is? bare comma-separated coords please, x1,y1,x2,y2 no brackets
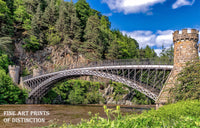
41,80,154,105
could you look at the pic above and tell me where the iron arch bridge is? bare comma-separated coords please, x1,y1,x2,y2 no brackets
22,59,173,104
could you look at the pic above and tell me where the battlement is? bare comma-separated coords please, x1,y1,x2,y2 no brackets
8,65,20,70
173,29,199,42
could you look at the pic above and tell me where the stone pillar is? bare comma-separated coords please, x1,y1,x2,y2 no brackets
8,65,20,85
20,77,24,88
156,29,199,109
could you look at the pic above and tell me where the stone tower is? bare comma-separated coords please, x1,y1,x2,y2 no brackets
156,29,199,108
8,65,20,85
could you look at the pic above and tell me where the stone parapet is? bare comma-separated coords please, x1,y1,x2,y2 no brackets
173,29,199,42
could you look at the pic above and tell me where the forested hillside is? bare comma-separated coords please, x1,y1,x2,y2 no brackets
0,0,174,105
0,0,158,61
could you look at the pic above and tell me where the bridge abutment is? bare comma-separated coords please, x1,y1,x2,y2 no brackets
156,29,199,109
26,98,41,104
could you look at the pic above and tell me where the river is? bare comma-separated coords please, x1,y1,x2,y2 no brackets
0,104,154,128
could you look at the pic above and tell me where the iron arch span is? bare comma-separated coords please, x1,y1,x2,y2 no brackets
24,65,173,104
27,70,168,104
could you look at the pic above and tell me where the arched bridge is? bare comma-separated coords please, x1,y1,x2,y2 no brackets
22,59,173,103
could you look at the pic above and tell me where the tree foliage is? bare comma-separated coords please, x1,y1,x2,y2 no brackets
42,79,104,104
160,45,174,60
0,0,157,60
0,69,28,104
171,61,200,102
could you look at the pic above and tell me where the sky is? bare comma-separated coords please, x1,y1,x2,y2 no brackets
68,0,200,55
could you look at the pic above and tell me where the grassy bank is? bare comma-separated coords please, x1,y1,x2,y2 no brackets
54,100,200,128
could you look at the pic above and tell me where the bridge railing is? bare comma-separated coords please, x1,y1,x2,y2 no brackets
22,58,173,81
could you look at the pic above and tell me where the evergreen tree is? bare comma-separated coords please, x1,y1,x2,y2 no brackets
0,0,13,36
55,0,68,40
0,37,12,53
66,0,81,40
82,14,103,61
75,0,91,41
14,0,31,24
144,45,156,58
106,37,121,59
107,30,139,59
31,4,43,37
42,0,58,27
100,16,111,59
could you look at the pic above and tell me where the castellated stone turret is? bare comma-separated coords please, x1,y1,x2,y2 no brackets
156,28,199,109
8,65,20,85
173,29,199,74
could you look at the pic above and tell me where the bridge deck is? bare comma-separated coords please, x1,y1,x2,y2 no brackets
23,65,173,82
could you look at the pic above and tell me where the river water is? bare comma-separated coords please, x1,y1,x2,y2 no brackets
0,104,154,128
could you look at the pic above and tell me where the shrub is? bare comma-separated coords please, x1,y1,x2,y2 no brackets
171,61,200,102
60,100,200,128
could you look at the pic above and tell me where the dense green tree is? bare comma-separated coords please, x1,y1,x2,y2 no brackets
3,0,15,15
42,0,58,27
0,69,27,104
0,54,11,72
31,4,43,37
23,35,40,52
67,85,85,104
100,16,111,59
14,0,32,26
82,14,103,61
0,37,12,53
144,45,156,58
106,37,121,59
0,0,13,36
0,0,9,19
75,0,91,41
55,0,68,40
46,26,61,45
65,0,81,40
107,30,139,59
138,45,156,59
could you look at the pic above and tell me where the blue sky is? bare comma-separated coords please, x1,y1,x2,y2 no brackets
68,0,200,55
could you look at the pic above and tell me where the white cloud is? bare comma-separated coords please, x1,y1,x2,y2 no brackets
154,49,163,56
122,31,156,48
172,0,195,9
155,30,173,47
102,0,166,14
103,13,113,17
122,30,173,49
